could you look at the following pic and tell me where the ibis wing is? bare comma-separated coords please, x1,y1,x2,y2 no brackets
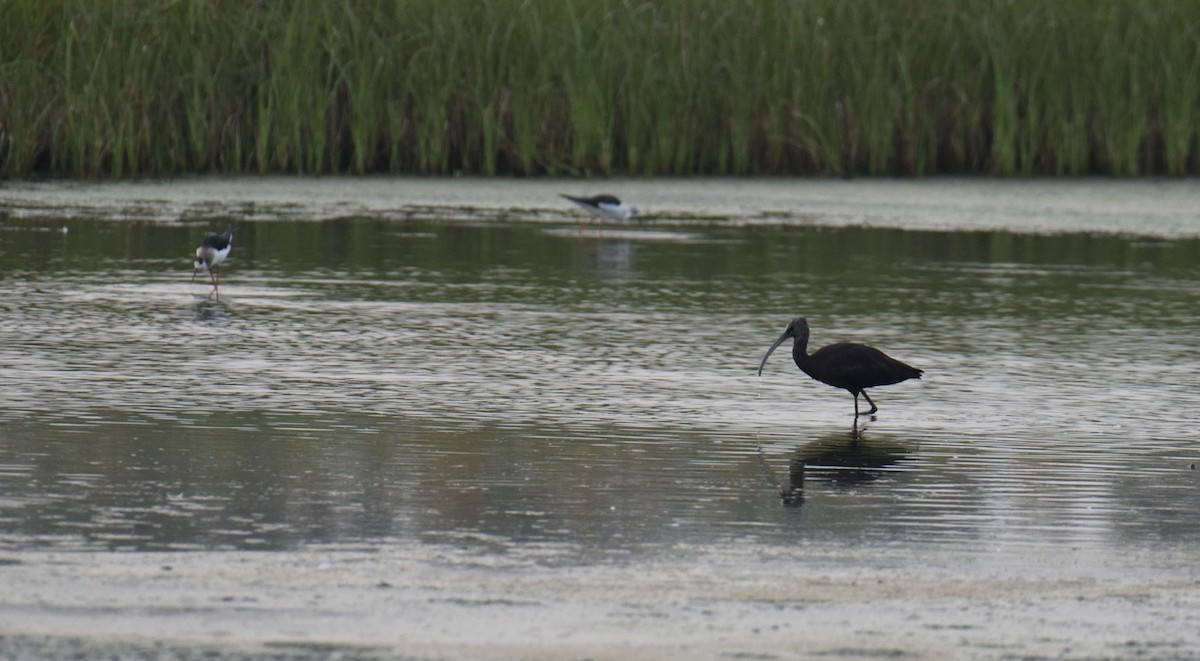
806,343,921,390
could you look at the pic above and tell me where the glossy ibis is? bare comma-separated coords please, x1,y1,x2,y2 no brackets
757,316,922,416
561,194,637,234
192,225,233,294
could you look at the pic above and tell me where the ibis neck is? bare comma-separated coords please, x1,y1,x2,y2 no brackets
791,330,810,369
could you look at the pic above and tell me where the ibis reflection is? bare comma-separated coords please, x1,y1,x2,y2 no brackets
781,422,913,506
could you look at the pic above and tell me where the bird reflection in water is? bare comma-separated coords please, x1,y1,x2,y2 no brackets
781,454,807,507
592,240,634,271
193,298,230,323
779,422,912,507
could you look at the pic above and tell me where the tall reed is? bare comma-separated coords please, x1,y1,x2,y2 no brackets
1,0,1197,178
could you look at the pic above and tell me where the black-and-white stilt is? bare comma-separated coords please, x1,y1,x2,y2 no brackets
560,194,637,235
192,225,233,294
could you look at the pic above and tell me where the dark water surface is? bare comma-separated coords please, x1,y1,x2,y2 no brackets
2,181,1199,566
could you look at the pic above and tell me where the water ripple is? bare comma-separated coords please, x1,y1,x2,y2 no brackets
1,215,1199,557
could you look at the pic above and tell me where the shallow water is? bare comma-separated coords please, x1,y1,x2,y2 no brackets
2,179,1200,656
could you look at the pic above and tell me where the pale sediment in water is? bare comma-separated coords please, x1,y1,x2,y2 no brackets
2,543,1198,660
3,176,1200,237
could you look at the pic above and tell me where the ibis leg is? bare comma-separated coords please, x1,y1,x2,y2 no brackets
859,391,879,416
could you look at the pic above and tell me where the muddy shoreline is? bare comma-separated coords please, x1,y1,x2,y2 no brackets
3,543,1198,660
4,176,1200,237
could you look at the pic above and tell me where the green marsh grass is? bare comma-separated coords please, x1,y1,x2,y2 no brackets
1,0,1198,178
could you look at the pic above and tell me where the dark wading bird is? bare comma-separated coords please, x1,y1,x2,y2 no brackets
561,194,637,235
757,316,922,417
192,225,233,295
